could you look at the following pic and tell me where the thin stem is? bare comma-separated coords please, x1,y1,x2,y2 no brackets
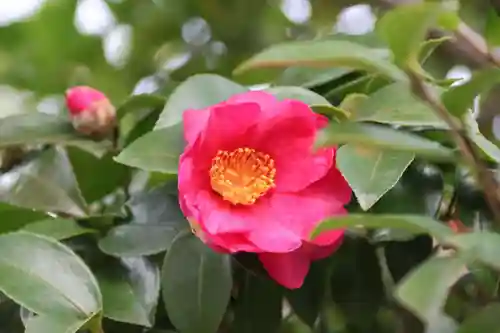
408,71,500,225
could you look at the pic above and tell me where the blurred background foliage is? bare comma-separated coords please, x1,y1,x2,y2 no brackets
0,0,487,118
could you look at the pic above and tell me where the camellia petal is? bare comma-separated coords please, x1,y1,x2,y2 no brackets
251,100,333,192
226,90,278,113
183,108,210,145
200,102,262,155
258,250,310,289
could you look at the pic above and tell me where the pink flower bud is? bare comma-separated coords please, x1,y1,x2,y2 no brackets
65,86,116,136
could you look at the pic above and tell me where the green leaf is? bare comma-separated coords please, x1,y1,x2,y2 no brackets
337,145,414,210
316,123,454,160
0,113,111,158
286,261,329,328
96,257,160,327
464,112,500,162
0,203,48,233
99,182,188,257
68,148,130,203
234,40,406,81
376,3,454,66
325,73,390,103
442,68,500,117
123,108,162,147
444,232,500,270
312,214,453,241
354,83,447,128
114,124,183,174
276,67,352,88
25,314,92,333
419,36,453,64
0,148,88,217
231,273,283,333
22,218,95,240
162,232,232,333
329,238,384,331
369,163,445,241
116,94,166,120
265,86,331,106
311,105,350,123
154,74,247,129
339,93,368,115
458,303,500,333
395,254,464,331
485,7,500,49
0,232,102,317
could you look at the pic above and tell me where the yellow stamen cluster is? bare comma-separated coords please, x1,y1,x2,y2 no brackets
210,148,276,205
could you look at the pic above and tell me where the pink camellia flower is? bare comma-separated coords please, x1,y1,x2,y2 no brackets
65,86,116,136
178,91,351,289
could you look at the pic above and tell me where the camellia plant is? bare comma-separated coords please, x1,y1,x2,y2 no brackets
5,2,500,333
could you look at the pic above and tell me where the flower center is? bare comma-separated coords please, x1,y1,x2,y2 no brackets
210,148,276,205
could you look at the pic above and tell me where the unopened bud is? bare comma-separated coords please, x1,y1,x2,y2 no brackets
65,86,116,136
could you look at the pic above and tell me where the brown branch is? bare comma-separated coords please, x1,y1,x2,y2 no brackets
408,71,500,225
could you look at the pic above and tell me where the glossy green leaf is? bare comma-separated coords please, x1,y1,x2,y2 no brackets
99,182,188,257
324,73,390,103
0,203,48,234
419,36,453,64
286,261,330,328
96,257,160,327
369,163,444,242
116,94,166,120
68,148,130,204
376,3,455,66
234,40,406,81
123,108,162,147
273,33,386,88
276,67,351,88
464,112,500,162
458,303,500,333
0,232,102,318
114,124,183,174
337,145,414,210
395,254,464,331
312,214,453,241
231,273,283,333
485,7,500,48
444,232,500,270
266,86,331,106
311,105,349,123
24,314,92,333
279,315,313,333
354,83,447,128
442,68,500,117
316,123,454,160
162,232,232,333
155,74,247,129
22,218,94,240
0,148,88,217
0,113,111,158
329,238,384,332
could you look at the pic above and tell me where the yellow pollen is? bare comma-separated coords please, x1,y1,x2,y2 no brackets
209,148,276,205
